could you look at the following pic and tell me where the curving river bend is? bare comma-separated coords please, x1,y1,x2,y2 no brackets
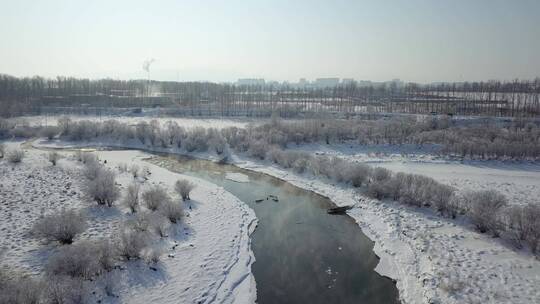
150,154,400,304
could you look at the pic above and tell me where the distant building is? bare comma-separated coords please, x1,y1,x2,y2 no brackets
237,78,265,86
315,78,340,88
341,78,355,85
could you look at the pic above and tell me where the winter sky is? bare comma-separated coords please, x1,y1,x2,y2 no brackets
1,0,539,83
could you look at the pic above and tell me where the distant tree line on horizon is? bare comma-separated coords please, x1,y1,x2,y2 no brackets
0,74,539,118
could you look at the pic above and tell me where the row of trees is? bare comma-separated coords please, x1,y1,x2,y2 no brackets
1,115,539,160
1,74,539,117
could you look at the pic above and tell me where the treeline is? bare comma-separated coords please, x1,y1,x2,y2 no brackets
1,74,539,118
248,117,540,160
1,115,540,160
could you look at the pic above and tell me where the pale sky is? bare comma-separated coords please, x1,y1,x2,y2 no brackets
1,0,539,83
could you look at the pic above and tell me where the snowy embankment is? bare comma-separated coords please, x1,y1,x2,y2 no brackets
1,140,257,304
291,142,540,207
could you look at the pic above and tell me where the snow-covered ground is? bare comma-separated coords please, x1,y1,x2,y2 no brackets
5,134,540,304
13,115,258,129
0,140,257,303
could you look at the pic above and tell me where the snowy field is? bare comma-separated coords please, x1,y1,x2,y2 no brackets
0,141,257,303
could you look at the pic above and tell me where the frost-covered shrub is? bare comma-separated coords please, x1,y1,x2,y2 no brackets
141,245,163,265
83,158,102,180
149,213,170,237
57,116,72,135
10,126,37,138
0,268,44,304
6,148,24,163
122,183,140,213
445,194,463,219
184,127,209,152
431,184,455,215
507,203,540,253
159,200,184,224
116,229,150,260
248,140,268,160
366,181,391,200
522,204,540,254
0,143,5,159
117,162,128,173
209,133,227,155
45,239,115,279
344,163,371,187
81,152,98,165
41,126,59,140
174,179,195,201
371,167,392,182
32,209,87,244
291,157,310,174
129,164,140,178
46,275,88,304
468,190,507,235
142,186,170,211
47,151,60,166
127,212,150,233
85,168,120,206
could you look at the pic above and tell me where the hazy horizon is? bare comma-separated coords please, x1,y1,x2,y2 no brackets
1,0,539,83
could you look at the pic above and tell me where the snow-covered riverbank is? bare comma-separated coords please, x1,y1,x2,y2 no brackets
1,141,258,303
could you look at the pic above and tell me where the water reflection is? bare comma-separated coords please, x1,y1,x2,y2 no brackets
150,155,399,304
